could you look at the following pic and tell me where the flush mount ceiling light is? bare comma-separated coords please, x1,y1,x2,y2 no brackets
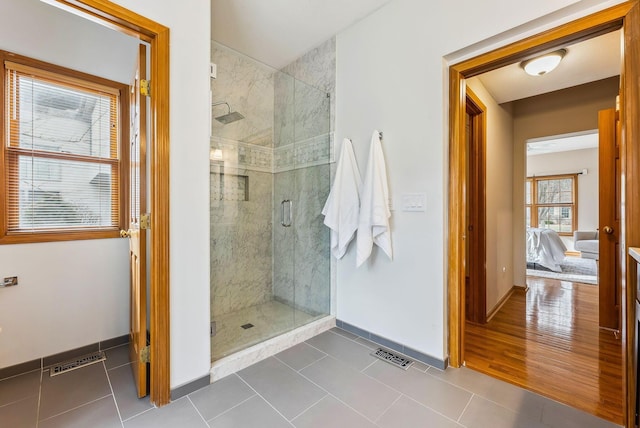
521,49,567,76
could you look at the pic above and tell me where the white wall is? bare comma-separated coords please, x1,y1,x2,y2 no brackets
335,0,622,361
110,0,212,389
527,147,599,247
467,78,515,315
0,0,136,369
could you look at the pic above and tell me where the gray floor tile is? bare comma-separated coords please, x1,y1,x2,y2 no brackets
300,356,400,421
481,378,547,421
0,369,40,407
0,395,38,428
39,396,122,428
207,395,291,428
459,395,547,428
377,395,463,428
39,363,112,420
109,363,153,420
124,397,208,428
305,331,376,371
104,344,132,370
541,399,621,428
292,395,376,428
237,357,326,420
330,327,359,340
410,361,430,372
275,343,326,371
354,337,378,350
189,374,255,421
364,360,472,420
427,366,494,395
428,366,547,421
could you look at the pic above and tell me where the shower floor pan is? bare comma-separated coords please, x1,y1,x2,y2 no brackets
211,299,324,362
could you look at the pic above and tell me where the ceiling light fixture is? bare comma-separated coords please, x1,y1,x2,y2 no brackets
521,49,567,76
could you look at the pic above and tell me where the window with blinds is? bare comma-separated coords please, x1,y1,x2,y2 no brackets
1,52,128,243
525,174,578,235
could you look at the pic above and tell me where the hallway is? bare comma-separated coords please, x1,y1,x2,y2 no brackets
465,277,623,424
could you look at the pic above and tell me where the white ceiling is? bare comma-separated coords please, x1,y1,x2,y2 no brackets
527,131,598,156
211,0,393,68
478,29,621,104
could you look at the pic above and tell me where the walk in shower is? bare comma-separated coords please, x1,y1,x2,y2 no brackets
210,42,332,361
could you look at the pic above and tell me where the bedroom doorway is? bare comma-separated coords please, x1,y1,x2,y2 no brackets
448,2,640,426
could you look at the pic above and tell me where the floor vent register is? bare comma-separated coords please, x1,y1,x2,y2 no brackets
50,351,106,377
371,348,414,370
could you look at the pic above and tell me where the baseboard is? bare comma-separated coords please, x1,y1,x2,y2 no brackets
171,374,211,400
486,285,526,322
336,320,447,370
0,334,129,380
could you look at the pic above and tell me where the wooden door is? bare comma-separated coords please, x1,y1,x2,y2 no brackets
465,89,487,324
598,107,620,331
127,44,149,398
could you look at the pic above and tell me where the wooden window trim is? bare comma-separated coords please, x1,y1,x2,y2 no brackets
0,50,129,244
526,173,578,236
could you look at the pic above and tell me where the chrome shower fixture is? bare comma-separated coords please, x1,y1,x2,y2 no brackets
212,101,245,124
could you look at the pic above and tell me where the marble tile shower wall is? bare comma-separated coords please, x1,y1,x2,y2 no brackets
210,39,335,319
211,42,276,318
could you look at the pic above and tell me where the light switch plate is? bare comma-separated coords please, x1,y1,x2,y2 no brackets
402,193,426,212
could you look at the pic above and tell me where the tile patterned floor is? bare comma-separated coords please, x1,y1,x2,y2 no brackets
0,329,622,427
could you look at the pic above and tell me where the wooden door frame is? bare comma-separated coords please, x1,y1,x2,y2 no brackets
465,88,487,325
52,0,171,406
447,2,639,426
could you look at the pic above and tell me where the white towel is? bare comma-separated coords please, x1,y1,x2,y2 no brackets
356,130,392,267
322,138,362,259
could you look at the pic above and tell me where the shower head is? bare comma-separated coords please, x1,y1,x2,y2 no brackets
215,111,245,124
212,101,245,125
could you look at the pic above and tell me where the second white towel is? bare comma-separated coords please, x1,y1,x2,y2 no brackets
356,130,392,267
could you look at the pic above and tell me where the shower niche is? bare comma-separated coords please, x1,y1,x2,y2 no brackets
209,42,331,362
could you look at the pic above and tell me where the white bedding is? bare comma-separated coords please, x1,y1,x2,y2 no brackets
526,228,567,272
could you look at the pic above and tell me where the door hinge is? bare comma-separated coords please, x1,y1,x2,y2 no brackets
140,213,151,230
140,79,150,97
140,345,150,363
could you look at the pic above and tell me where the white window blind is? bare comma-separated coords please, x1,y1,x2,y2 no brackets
5,61,121,233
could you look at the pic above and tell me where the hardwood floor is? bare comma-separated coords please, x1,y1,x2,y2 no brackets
465,276,623,424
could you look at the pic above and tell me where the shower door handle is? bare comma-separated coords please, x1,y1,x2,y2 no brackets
281,200,292,227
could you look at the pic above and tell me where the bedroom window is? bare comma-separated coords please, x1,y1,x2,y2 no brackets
525,174,578,236
0,51,129,244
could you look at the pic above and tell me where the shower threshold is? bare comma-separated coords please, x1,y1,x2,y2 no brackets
210,299,326,362
211,313,335,382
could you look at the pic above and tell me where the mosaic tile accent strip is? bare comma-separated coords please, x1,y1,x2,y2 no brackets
274,133,334,173
211,133,335,174
211,136,273,173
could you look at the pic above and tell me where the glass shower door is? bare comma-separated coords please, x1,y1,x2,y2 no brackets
273,73,331,329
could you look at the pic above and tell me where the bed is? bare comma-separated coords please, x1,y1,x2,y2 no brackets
526,228,567,272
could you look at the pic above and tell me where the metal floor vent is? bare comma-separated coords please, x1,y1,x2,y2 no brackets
241,323,254,329
371,348,414,370
50,351,106,377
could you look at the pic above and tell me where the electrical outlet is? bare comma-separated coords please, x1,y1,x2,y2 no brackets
2,276,18,287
